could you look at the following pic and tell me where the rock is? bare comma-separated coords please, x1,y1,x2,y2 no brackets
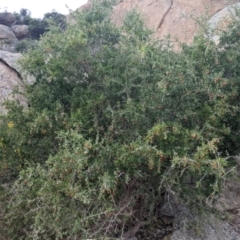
71,0,236,44
0,50,26,114
217,180,240,234
66,1,93,24
79,1,92,11
11,25,29,40
213,156,240,234
112,0,172,31
160,192,194,229
0,24,17,40
120,237,138,240
112,0,231,44
160,190,240,239
209,3,240,29
208,3,240,44
171,218,240,240
0,12,16,27
0,24,18,52
0,49,21,72
0,50,35,84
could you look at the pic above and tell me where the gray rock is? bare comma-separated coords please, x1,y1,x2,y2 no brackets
161,190,240,239
209,3,240,29
0,50,26,113
121,237,138,240
0,24,16,39
0,24,18,52
11,25,29,40
208,3,240,44
0,50,34,83
0,49,21,71
171,218,240,240
160,192,194,229
0,12,16,27
213,156,240,234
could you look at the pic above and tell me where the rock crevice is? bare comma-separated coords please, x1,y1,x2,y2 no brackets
0,58,22,80
157,0,173,30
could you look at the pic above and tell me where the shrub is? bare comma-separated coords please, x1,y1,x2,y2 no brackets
15,39,38,53
1,0,240,239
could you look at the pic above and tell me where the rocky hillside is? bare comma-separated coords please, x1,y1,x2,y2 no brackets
0,12,29,52
0,10,66,53
112,0,231,42
78,0,239,44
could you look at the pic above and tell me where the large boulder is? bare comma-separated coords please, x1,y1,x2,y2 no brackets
0,49,21,71
0,24,18,52
0,50,25,114
111,0,232,43
11,25,29,40
75,0,235,43
0,24,16,40
0,12,16,27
